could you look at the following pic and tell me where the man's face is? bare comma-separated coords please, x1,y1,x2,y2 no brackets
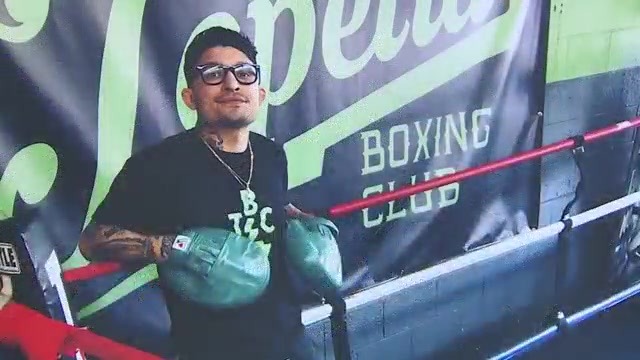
182,46,266,129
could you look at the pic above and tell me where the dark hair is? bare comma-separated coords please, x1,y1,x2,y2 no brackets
183,26,258,85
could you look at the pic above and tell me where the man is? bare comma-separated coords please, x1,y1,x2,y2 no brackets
79,27,318,359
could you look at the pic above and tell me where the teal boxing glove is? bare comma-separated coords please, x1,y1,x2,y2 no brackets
285,216,343,295
157,228,271,309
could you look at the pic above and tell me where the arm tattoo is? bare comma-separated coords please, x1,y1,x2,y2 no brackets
160,236,174,260
82,224,174,263
102,226,122,238
91,236,153,261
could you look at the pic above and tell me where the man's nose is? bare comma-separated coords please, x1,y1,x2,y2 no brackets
222,70,240,91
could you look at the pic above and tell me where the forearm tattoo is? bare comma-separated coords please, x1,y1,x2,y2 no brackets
82,225,174,263
160,236,174,260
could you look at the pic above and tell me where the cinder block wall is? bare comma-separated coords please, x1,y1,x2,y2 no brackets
540,0,640,309
304,1,640,359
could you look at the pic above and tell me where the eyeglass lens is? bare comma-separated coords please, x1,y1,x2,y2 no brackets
201,64,258,85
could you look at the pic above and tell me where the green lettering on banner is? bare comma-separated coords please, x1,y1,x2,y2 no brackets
248,0,315,137
0,144,58,220
0,0,49,43
434,167,459,207
444,113,467,155
385,181,406,221
361,167,459,227
388,124,410,168
410,173,433,213
413,0,494,47
413,120,432,162
62,0,148,270
322,0,368,80
360,108,489,175
322,0,409,79
472,107,491,148
362,184,383,228
361,129,385,175
285,0,527,189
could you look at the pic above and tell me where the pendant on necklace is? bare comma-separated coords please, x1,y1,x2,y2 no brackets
240,187,256,204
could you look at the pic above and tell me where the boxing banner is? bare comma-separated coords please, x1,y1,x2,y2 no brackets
0,0,547,356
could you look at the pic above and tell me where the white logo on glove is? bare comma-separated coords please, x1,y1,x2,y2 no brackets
172,235,192,252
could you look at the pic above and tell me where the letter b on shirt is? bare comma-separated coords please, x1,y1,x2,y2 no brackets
240,188,258,216
228,189,275,240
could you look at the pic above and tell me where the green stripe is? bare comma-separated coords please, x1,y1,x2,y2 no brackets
547,0,640,83
77,264,158,320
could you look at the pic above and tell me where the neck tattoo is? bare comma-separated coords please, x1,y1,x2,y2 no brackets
201,131,224,151
212,134,223,150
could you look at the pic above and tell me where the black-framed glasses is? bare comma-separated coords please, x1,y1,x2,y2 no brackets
193,63,261,86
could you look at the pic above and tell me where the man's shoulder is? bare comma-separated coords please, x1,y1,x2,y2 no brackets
249,132,285,156
125,130,195,169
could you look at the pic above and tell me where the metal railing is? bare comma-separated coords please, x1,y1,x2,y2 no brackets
490,191,640,359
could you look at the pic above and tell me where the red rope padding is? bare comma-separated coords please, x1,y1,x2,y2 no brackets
61,117,640,283
0,302,163,359
62,261,123,282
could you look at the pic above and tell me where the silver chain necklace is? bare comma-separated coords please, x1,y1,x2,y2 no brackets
201,137,254,190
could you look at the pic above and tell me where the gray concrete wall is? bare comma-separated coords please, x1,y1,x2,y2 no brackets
302,230,559,359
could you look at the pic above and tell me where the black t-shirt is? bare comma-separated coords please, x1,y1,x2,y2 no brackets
92,129,303,359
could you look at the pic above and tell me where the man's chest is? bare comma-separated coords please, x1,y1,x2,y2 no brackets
170,164,286,243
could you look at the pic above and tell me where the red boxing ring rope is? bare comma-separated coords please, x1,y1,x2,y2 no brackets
62,117,640,283
0,302,162,359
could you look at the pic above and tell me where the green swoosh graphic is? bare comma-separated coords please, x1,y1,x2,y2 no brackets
63,0,147,270
0,143,58,219
84,0,147,228
76,264,158,320
284,0,526,189
0,0,49,43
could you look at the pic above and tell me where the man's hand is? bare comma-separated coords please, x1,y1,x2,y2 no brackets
0,274,13,310
285,203,314,219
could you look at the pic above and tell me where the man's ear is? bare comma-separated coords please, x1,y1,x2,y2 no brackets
258,87,267,106
181,88,196,110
